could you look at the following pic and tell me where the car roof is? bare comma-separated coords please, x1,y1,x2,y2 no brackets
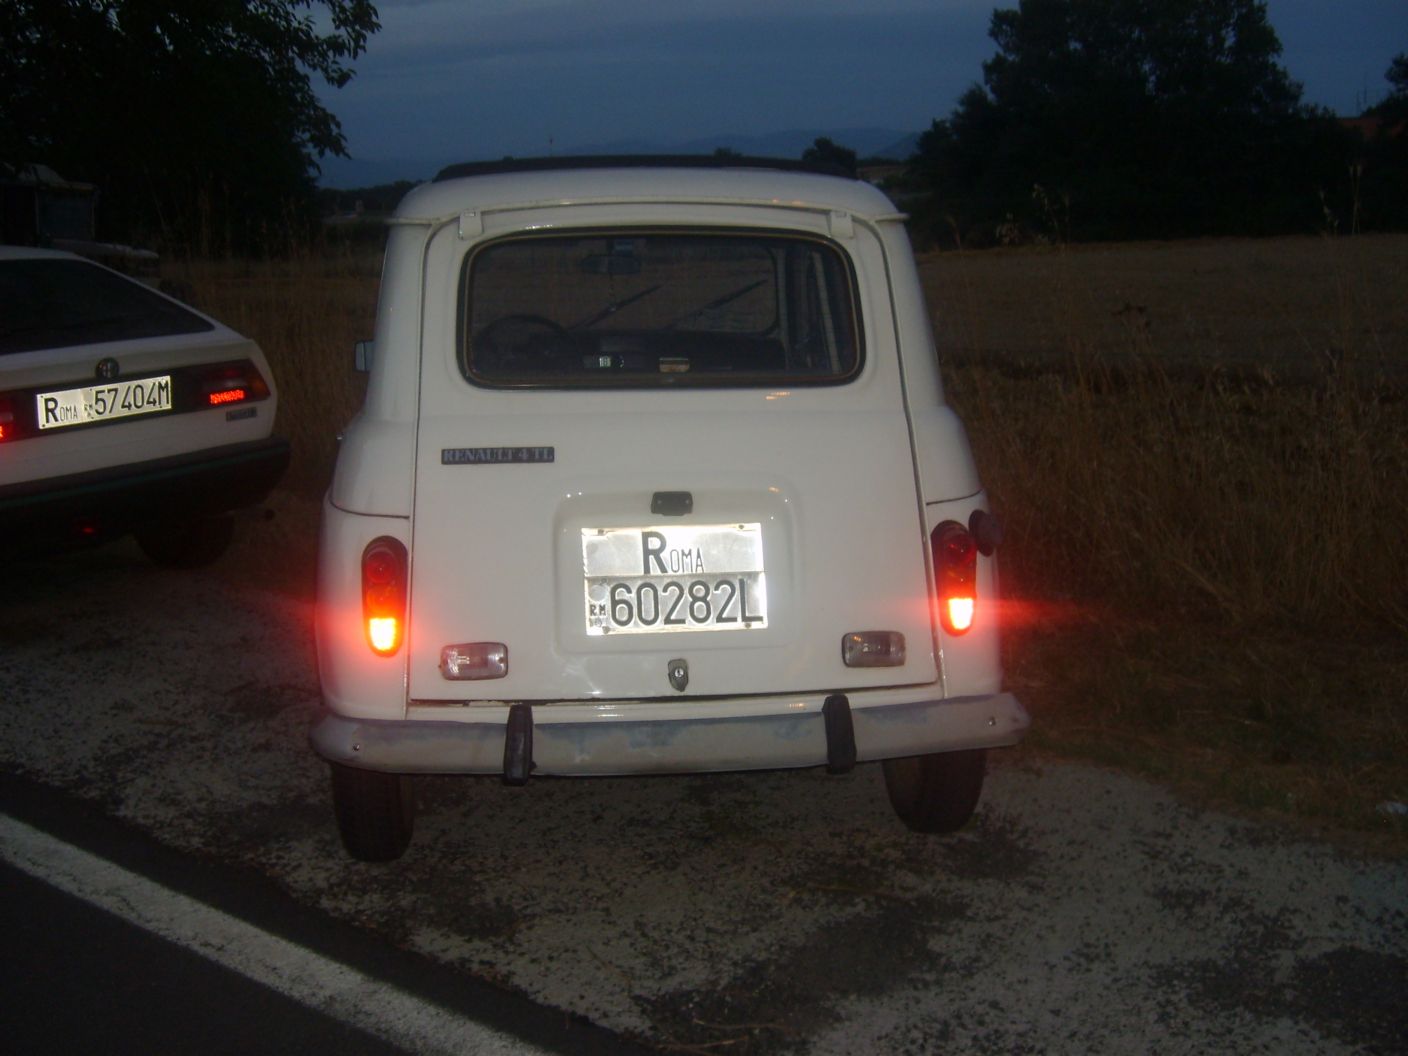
394,156,901,225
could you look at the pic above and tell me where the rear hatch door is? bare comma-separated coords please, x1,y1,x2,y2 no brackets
406,220,937,703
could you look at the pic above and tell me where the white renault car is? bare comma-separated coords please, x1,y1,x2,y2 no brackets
313,157,1028,861
0,246,287,564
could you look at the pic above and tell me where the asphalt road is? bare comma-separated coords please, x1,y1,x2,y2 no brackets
0,856,408,1056
2,541,1405,1054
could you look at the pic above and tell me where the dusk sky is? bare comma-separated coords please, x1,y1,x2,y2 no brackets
317,0,1407,186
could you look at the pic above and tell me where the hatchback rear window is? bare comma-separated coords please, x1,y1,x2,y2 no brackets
461,231,860,386
0,258,213,356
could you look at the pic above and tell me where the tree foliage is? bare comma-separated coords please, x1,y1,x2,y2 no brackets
0,0,380,253
1369,52,1408,123
1354,53,1408,231
912,0,1344,242
802,137,859,176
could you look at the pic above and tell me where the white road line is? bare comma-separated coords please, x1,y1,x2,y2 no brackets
0,813,546,1056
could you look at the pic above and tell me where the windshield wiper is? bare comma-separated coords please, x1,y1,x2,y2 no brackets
570,285,662,330
665,279,768,330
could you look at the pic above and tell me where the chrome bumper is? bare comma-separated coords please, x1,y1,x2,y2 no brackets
310,691,1029,777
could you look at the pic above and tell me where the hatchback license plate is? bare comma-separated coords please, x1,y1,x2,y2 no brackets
583,523,767,635
36,375,173,431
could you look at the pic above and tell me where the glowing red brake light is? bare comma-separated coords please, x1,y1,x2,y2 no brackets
200,362,270,407
362,537,408,656
0,396,14,441
931,521,977,635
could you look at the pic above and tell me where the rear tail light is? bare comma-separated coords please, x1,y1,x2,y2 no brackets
932,520,977,635
362,537,408,656
0,395,13,441
199,361,270,407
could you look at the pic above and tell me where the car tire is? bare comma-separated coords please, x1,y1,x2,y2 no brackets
135,516,235,569
330,763,415,862
882,749,986,833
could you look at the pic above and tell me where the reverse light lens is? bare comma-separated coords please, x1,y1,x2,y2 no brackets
932,520,978,636
362,537,408,656
843,631,906,668
440,642,509,680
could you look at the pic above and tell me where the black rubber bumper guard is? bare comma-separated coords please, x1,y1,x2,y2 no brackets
497,694,858,785
822,694,857,774
502,703,534,785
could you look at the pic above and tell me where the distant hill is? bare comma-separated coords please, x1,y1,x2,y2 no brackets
568,127,919,161
317,155,441,190
872,132,921,161
317,127,921,188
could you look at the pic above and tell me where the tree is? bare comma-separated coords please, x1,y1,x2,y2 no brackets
1355,53,1408,230
0,0,380,253
802,137,858,177
912,0,1315,241
1369,53,1408,123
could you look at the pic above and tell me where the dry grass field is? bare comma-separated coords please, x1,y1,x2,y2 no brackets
926,235,1407,851
171,232,1408,851
924,234,1407,380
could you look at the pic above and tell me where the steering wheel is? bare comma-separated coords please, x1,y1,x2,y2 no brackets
474,314,568,372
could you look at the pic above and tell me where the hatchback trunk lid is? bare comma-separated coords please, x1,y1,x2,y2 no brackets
405,223,939,703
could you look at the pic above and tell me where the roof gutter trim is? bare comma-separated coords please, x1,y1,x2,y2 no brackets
398,196,908,228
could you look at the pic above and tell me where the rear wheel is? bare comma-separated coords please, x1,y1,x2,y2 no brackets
882,749,987,833
330,763,415,862
135,515,234,569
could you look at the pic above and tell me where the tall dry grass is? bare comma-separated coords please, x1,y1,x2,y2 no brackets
934,236,1407,843
166,246,379,494
955,354,1407,634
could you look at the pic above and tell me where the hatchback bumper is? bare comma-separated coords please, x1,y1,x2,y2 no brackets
0,437,290,553
310,690,1029,777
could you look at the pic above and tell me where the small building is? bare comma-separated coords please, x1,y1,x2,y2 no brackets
1,164,98,246
1,164,157,274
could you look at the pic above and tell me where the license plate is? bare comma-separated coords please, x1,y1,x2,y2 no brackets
36,375,173,431
583,523,767,635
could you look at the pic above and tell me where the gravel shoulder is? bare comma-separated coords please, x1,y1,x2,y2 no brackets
2,543,1404,1054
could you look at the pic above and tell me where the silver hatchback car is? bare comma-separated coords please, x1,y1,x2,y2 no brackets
0,246,287,565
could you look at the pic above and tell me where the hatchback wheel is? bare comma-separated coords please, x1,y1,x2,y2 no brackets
882,749,987,833
330,763,415,862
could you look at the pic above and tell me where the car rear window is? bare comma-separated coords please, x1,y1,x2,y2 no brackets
0,258,213,356
461,231,861,387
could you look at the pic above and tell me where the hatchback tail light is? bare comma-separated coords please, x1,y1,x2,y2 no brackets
362,537,408,655
931,521,977,635
198,361,271,407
